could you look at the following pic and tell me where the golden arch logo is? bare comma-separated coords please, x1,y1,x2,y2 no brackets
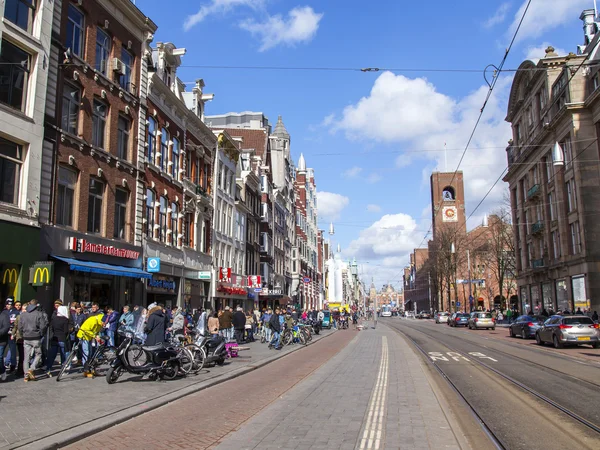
2,268,17,284
33,267,50,284
29,262,53,287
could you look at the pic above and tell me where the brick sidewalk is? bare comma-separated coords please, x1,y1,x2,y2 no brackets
0,329,336,449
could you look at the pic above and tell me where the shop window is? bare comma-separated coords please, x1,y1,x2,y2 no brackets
56,165,77,226
172,137,180,179
160,128,168,172
120,47,134,91
145,188,155,238
147,117,156,163
66,4,84,58
62,84,80,134
171,202,178,246
95,28,111,75
0,137,23,206
158,196,167,242
0,39,31,111
87,178,104,234
117,115,130,160
92,99,107,149
114,188,128,239
4,0,36,33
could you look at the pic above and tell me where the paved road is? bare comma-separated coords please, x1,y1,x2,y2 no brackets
63,325,471,450
383,318,600,449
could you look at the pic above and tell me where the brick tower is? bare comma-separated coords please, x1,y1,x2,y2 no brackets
430,172,467,240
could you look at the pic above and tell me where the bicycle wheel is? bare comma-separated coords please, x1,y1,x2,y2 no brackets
282,330,293,346
126,344,148,367
56,344,79,382
260,330,266,344
179,347,194,374
298,330,307,345
186,344,205,373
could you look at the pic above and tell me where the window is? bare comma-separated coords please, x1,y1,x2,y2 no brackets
515,123,521,145
147,117,156,163
145,189,155,238
183,213,193,247
66,4,84,57
561,136,573,167
548,192,555,221
120,48,133,91
570,222,581,255
114,188,128,239
95,28,111,75
160,128,168,172
545,153,553,182
552,230,561,259
4,0,36,33
171,138,180,179
56,166,77,226
171,202,178,246
87,178,104,233
527,106,533,128
117,115,130,160
0,39,31,111
61,84,80,134
158,196,167,242
92,100,107,148
0,137,23,205
566,179,577,213
539,85,547,111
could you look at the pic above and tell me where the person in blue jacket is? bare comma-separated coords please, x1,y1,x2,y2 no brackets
103,306,119,347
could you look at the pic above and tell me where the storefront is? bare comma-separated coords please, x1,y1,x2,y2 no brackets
40,226,148,310
0,220,40,305
212,268,249,311
146,274,179,308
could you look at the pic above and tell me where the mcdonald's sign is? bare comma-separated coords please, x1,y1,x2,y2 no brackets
2,268,18,284
29,262,54,287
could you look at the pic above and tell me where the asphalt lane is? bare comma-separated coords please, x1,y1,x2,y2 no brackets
383,318,600,450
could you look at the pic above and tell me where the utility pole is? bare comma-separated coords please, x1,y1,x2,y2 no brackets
467,249,472,313
428,271,432,315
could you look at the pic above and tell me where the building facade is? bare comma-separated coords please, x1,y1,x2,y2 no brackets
504,13,600,314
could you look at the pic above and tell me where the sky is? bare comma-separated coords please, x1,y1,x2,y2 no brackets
135,0,590,289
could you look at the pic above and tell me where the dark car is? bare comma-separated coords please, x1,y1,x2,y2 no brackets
509,315,546,339
536,315,600,348
448,313,469,327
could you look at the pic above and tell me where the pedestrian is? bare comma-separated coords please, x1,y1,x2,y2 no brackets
576,307,583,315
352,310,358,329
261,309,272,343
232,307,246,344
18,300,48,382
592,311,598,322
219,306,233,341
0,300,10,382
118,305,134,334
3,298,20,373
208,311,220,341
103,306,119,347
245,311,255,342
11,303,26,377
269,308,282,349
195,308,208,336
506,308,512,324
144,304,167,346
541,308,549,317
76,303,104,377
46,306,72,375
170,307,185,338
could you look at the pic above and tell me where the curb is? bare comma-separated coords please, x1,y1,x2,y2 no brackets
10,330,338,450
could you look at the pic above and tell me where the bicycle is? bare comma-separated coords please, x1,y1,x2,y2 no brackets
56,337,116,381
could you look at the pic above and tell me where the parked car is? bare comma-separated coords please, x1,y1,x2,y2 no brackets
468,312,495,330
405,311,415,319
509,315,546,339
536,315,599,349
417,311,431,320
448,313,470,327
435,312,450,324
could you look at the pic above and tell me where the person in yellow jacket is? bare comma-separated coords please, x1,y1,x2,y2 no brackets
76,303,104,377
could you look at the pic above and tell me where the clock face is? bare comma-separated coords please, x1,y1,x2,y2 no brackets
442,206,458,222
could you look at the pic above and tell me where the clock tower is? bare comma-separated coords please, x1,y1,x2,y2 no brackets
430,171,467,240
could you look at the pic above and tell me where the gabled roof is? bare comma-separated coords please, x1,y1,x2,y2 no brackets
272,115,290,139
218,128,268,159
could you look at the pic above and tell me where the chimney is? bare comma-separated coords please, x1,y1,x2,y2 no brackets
581,9,598,46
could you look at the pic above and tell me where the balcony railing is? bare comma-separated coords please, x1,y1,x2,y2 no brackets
531,220,544,235
531,258,545,269
527,184,540,201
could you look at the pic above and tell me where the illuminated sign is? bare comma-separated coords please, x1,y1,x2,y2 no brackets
68,237,140,259
29,262,54,286
2,268,17,284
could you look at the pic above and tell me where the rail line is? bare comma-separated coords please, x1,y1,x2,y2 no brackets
385,320,600,444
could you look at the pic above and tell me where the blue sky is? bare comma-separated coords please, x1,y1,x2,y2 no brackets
136,0,590,288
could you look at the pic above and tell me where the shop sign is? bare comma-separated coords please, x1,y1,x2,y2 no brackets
247,275,261,288
29,262,54,286
2,267,18,284
147,257,160,273
198,271,212,280
68,237,140,259
148,277,176,291
219,267,231,283
303,277,311,284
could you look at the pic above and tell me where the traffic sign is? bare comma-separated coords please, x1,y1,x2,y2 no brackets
456,302,460,307
303,277,311,283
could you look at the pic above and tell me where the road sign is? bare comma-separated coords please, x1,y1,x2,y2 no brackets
456,302,460,307
303,277,311,283
147,257,160,273
254,288,262,293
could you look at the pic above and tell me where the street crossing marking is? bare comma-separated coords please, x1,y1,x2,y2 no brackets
428,351,497,362
359,336,389,450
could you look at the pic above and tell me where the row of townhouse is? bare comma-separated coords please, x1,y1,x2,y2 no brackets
0,0,324,313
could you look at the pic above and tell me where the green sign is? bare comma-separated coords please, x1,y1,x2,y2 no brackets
29,262,54,286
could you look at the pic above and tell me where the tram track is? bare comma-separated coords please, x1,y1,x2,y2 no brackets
384,319,600,449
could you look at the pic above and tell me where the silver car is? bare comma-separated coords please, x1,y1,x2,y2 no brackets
435,312,450,324
536,315,600,349
468,312,495,330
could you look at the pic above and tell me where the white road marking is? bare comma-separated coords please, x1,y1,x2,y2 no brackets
360,337,389,450
428,351,449,361
468,352,498,362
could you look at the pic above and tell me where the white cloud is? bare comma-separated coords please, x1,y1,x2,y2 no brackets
330,71,513,219
317,191,349,221
343,166,362,178
484,2,511,28
508,0,588,42
524,42,568,63
367,204,381,213
184,0,265,31
367,173,382,184
240,6,323,51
